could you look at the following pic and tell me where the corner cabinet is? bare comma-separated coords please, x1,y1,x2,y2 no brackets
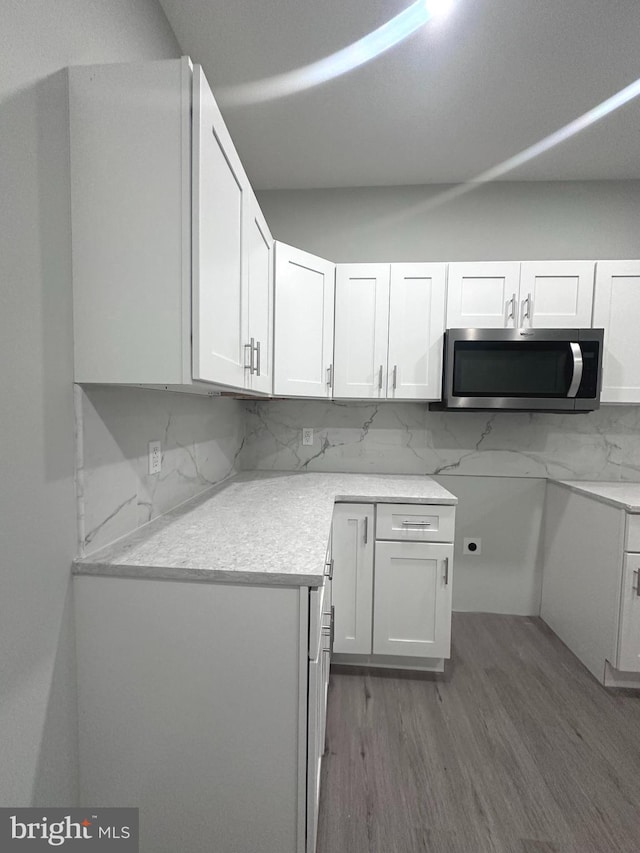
69,58,273,395
446,261,595,329
332,501,455,670
593,260,640,404
333,263,446,400
273,243,335,398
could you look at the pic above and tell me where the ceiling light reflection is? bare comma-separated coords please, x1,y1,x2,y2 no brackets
374,73,640,222
218,0,455,107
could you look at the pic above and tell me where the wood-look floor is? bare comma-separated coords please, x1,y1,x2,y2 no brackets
317,613,640,853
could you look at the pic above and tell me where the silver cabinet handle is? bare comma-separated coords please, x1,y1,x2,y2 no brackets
402,520,432,526
326,364,333,389
392,365,398,390
633,569,640,596
324,558,333,580
255,339,261,376
522,292,532,323
507,293,517,321
444,557,450,586
567,342,583,398
244,337,255,374
378,364,383,391
364,516,368,545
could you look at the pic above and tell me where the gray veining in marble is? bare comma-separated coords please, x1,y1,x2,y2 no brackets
553,480,640,513
242,400,640,482
76,386,245,556
73,471,457,586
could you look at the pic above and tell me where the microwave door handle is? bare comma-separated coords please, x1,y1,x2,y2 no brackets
567,342,583,398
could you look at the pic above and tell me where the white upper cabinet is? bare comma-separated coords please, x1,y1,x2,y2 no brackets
69,59,272,395
447,261,595,329
245,195,274,394
192,65,249,388
273,242,335,397
387,264,446,400
446,262,521,329
334,262,446,400
519,261,595,328
333,264,390,398
593,260,640,404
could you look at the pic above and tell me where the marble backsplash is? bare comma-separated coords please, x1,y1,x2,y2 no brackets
76,386,245,556
242,400,640,481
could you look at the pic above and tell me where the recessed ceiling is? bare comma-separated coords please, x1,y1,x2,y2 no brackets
157,0,640,190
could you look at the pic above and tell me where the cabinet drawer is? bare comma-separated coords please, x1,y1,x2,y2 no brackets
625,514,640,552
376,504,455,542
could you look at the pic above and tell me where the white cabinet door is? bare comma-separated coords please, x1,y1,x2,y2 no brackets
520,261,595,328
373,541,453,658
446,262,521,328
593,260,640,404
273,242,335,397
387,263,446,400
333,264,390,398
306,652,323,853
192,65,249,387
245,195,274,394
617,553,640,672
332,504,374,655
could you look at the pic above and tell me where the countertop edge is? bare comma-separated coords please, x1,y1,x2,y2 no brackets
551,480,640,513
72,560,324,587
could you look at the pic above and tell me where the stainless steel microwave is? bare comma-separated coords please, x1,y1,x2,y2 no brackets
432,328,604,412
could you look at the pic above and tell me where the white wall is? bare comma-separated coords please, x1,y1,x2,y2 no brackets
257,181,640,262
0,0,179,807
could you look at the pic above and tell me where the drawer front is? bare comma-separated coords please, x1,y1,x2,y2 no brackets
625,514,640,552
376,503,455,542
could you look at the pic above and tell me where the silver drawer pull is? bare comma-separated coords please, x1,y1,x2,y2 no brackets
364,516,369,545
401,520,432,526
444,557,450,586
633,569,640,597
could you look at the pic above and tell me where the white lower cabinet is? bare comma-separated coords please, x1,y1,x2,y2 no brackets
618,552,640,672
332,502,455,668
541,484,640,687
332,504,374,654
373,541,453,659
74,574,330,853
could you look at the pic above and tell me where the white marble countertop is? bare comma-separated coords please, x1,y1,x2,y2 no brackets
553,480,640,513
73,471,457,587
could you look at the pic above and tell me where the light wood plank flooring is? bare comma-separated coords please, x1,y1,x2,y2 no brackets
317,613,640,853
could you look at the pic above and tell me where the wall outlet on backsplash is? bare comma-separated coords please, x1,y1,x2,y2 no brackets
302,428,314,446
148,440,162,475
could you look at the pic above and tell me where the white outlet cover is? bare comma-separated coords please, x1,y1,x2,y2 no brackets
302,428,314,446
148,440,162,475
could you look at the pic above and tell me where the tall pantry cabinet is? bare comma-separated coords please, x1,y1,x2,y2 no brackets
69,58,273,395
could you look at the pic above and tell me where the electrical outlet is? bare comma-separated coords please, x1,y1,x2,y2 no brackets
148,440,162,475
463,537,482,555
302,427,314,446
